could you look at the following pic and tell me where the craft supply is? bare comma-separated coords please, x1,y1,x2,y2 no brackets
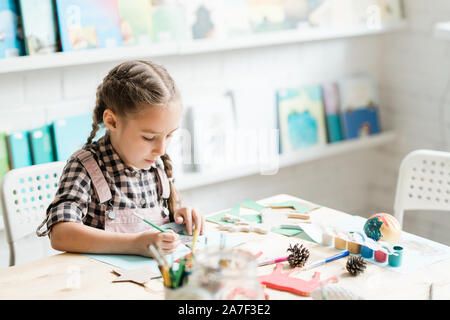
361,245,374,259
258,264,338,296
187,248,265,299
388,245,404,267
287,243,310,268
112,267,160,285
132,212,167,233
258,256,288,267
347,232,363,254
321,233,334,246
374,249,388,263
311,284,364,300
302,250,350,271
287,213,310,220
363,213,402,245
346,256,367,276
334,236,347,250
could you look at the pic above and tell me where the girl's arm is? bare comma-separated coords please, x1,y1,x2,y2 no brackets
50,221,180,257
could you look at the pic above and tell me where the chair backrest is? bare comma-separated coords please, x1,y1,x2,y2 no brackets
394,149,450,228
0,161,66,266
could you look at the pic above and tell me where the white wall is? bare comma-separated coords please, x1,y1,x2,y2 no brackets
371,0,450,245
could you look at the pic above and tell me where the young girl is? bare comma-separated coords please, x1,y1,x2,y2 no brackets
36,60,205,257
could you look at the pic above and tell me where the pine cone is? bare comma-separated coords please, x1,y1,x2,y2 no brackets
346,256,367,276
287,243,310,268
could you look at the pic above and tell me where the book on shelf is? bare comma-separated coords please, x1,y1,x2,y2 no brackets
7,130,32,168
231,86,279,170
0,0,25,59
0,132,10,181
29,124,55,165
117,0,153,46
322,82,344,143
18,0,59,55
223,0,251,38
283,0,310,30
184,94,236,173
185,0,224,40
151,0,186,43
55,0,123,51
276,85,327,153
338,74,381,140
51,113,96,161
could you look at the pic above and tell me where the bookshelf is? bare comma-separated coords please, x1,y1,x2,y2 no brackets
0,21,407,75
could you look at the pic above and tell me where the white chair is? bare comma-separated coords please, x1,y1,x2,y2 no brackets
394,149,450,228
1,161,66,266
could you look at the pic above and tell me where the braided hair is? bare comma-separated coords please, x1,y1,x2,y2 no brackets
87,60,182,215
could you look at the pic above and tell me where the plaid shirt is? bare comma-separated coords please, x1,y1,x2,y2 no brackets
36,133,168,237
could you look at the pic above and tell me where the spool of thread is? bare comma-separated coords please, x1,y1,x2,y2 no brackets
388,246,404,267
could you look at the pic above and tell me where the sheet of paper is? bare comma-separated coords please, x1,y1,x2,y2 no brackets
84,243,191,272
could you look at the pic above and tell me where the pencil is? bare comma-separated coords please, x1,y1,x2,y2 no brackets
132,212,167,233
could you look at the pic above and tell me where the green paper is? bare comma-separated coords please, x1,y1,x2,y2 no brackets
241,199,267,212
268,201,317,213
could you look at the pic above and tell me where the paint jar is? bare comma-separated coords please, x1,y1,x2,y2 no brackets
388,246,404,267
374,249,388,263
347,232,363,254
361,245,374,259
187,248,265,300
321,233,334,246
334,233,347,250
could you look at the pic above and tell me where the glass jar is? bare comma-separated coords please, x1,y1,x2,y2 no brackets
187,248,265,300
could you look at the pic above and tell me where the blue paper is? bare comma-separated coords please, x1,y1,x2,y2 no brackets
84,243,191,272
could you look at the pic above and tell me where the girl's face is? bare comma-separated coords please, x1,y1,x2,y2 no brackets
105,101,183,170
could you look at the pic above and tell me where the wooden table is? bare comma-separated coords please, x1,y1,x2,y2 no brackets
0,194,449,300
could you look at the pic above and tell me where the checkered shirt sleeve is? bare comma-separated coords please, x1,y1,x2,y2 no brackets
36,156,92,237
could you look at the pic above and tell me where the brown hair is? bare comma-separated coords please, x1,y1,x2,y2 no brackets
86,60,181,218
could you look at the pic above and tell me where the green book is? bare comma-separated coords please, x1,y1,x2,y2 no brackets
29,125,55,165
0,132,10,180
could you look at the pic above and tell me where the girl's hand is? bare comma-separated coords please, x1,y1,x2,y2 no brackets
134,230,180,257
173,206,205,236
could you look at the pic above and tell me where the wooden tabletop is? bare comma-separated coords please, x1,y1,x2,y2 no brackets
0,193,449,300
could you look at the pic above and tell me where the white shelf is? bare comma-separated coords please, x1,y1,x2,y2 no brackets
176,131,397,191
0,21,407,74
435,22,450,41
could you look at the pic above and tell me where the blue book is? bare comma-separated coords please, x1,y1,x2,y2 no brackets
29,125,55,165
341,108,380,139
18,0,59,55
339,75,381,139
0,0,25,58
7,130,32,168
51,113,96,161
55,0,123,52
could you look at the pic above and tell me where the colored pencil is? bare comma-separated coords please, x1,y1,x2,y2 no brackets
132,212,167,233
